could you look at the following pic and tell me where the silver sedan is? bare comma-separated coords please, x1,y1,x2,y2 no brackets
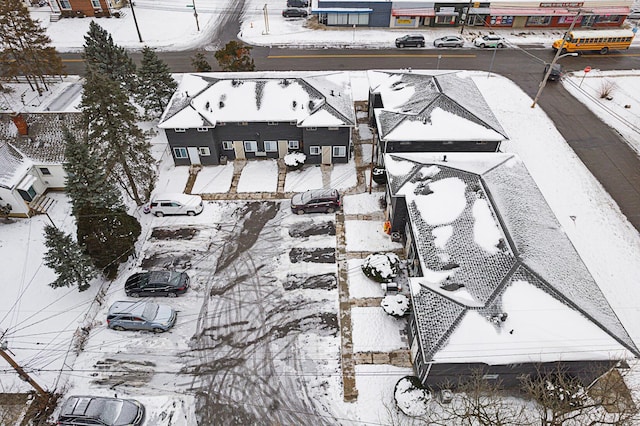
433,35,464,48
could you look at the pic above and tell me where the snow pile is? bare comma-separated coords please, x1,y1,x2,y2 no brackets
284,152,306,168
381,294,410,317
394,376,431,417
361,252,400,283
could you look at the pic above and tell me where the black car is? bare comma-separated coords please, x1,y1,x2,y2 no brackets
395,34,425,48
57,395,145,426
287,0,308,7
544,63,563,82
125,270,190,297
291,189,341,214
282,8,308,17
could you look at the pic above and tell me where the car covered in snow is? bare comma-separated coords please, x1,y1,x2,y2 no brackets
125,270,190,297
107,301,176,333
57,395,145,426
290,189,341,214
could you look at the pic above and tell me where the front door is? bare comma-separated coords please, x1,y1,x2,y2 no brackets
322,146,331,165
233,141,245,159
278,140,288,158
187,147,201,165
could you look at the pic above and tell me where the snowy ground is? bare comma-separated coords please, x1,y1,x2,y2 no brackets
3,65,640,425
27,0,640,52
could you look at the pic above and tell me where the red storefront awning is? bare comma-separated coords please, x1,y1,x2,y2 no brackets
488,6,629,16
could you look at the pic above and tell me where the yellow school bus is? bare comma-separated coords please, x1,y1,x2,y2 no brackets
552,29,635,54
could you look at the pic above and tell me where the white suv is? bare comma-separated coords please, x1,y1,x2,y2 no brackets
145,193,204,217
473,34,506,48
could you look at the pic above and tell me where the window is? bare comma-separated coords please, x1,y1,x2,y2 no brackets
526,16,551,26
197,128,208,132
264,141,277,152
307,127,317,131
91,0,100,7
173,147,188,158
198,147,211,156
267,122,278,126
222,141,233,150
309,146,320,155
328,127,338,131
333,146,346,157
244,141,258,152
174,128,186,133
39,167,51,175
288,140,299,149
58,0,71,9
596,15,621,23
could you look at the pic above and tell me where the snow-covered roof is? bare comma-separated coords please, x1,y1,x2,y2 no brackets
158,72,356,129
0,112,85,188
368,70,507,142
385,152,638,365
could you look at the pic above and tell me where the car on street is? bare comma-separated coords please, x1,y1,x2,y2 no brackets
628,9,640,19
395,34,425,48
107,301,177,333
544,63,563,82
145,193,203,217
433,35,464,48
125,270,190,297
57,395,145,426
473,34,506,48
282,8,308,17
287,0,308,7
291,189,341,214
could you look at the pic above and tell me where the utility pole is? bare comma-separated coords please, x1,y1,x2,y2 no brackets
531,8,582,108
129,1,143,43
192,0,200,31
0,345,48,397
263,4,270,35
459,0,474,35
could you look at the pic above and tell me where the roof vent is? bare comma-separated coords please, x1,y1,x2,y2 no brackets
280,79,290,86
308,100,314,110
205,101,210,110
292,100,297,109
330,89,334,96
231,79,243,87
219,101,225,108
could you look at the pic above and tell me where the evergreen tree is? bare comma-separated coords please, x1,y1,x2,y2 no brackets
81,68,157,206
214,41,255,72
43,225,97,291
136,46,177,117
191,52,212,72
0,0,65,94
63,127,141,280
83,21,137,92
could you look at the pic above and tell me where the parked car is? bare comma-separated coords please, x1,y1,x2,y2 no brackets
433,35,464,48
395,34,425,48
287,0,308,7
282,8,308,17
57,395,145,426
628,9,640,19
544,63,563,82
107,301,177,333
473,34,506,48
145,193,203,217
125,270,190,297
291,189,341,214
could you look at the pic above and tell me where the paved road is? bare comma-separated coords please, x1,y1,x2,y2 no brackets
54,46,640,231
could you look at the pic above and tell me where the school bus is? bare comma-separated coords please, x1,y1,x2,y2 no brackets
552,29,635,55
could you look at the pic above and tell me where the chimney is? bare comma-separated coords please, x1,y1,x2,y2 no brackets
10,112,28,136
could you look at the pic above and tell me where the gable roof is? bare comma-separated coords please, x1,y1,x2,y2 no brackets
0,112,85,188
386,153,638,365
369,70,507,142
158,72,356,129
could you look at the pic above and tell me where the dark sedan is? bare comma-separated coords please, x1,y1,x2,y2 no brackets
125,270,190,297
57,395,145,426
282,8,308,18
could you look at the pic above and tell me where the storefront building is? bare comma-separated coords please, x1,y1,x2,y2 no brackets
315,0,633,29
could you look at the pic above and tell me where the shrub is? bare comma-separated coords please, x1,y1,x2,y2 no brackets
284,152,306,170
361,252,400,283
394,376,431,417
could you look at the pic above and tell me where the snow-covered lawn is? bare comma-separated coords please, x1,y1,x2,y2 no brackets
564,70,640,155
348,259,386,299
284,165,323,192
345,220,403,252
351,307,406,352
191,163,234,194
331,161,358,190
343,192,384,215
236,159,279,192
